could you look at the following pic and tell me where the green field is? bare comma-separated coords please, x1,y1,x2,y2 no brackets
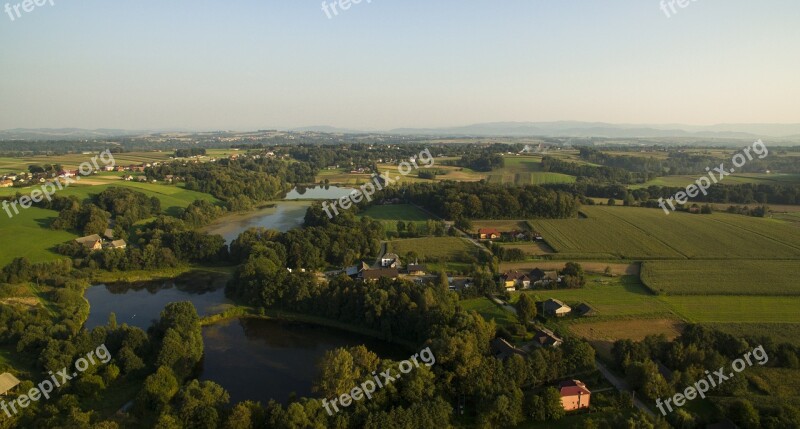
0,207,77,266
641,260,800,296
388,237,477,263
660,295,800,323
530,206,800,260
0,179,217,266
511,275,676,319
704,323,800,346
461,297,517,328
633,173,800,189
0,176,218,217
487,155,577,185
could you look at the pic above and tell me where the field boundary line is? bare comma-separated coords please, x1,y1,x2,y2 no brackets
707,217,800,253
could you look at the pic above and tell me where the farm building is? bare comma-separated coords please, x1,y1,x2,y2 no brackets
533,327,563,348
490,338,528,361
543,299,572,317
360,268,399,282
381,253,401,268
0,373,21,397
478,228,501,240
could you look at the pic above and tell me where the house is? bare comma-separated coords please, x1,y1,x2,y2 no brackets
360,268,399,282
533,327,563,348
75,234,104,251
490,338,528,361
534,271,560,288
345,261,371,278
478,228,501,240
0,180,13,188
559,380,591,411
107,240,127,250
0,373,21,397
529,268,546,283
406,264,427,276
381,253,400,268
543,299,572,317
501,271,530,290
122,175,134,181
103,229,115,240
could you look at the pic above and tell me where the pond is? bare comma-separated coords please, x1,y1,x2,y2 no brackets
200,318,404,405
202,186,357,244
83,272,233,330
283,185,356,200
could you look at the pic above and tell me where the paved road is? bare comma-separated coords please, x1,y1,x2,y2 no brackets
595,360,656,418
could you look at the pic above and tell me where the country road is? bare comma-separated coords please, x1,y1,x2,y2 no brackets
595,360,656,418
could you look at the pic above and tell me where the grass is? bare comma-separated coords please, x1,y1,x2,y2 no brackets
460,297,518,328
641,260,800,296
358,204,434,234
0,206,77,266
512,275,676,319
659,295,800,323
486,155,577,185
469,220,529,233
531,206,800,260
388,237,478,263
568,318,684,361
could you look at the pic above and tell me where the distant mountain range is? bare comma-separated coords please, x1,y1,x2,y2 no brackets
2,122,800,140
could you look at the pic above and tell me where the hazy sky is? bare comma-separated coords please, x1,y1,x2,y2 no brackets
1,0,798,130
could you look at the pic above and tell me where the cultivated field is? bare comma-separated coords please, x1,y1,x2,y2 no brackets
661,295,800,323
641,260,800,296
530,206,800,260
0,151,173,173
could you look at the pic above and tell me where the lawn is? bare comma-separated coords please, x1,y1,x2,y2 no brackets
641,260,800,296
461,297,518,328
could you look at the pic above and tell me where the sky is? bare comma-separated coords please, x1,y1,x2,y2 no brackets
0,0,799,130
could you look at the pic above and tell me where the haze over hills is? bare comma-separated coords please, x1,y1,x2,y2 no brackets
3,122,800,141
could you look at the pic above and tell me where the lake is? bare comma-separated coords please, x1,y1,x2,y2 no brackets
203,186,356,244
83,272,233,330
200,318,404,405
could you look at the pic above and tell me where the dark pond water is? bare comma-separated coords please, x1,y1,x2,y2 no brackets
199,318,405,405
83,272,232,330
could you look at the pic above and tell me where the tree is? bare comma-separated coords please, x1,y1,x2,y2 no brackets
137,366,179,415
728,399,760,429
542,387,565,420
515,293,536,326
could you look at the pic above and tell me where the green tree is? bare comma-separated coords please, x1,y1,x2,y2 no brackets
515,293,536,326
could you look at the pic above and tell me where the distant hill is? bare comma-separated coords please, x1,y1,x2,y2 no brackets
3,122,800,140
388,122,800,139
0,128,148,140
